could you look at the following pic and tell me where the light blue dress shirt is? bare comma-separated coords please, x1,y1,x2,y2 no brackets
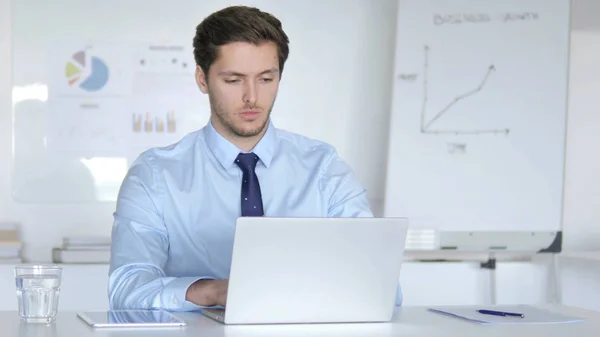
108,119,402,310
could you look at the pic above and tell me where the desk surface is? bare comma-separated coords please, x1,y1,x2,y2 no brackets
4,305,600,337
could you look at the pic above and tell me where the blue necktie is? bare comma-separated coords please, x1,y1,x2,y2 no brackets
235,153,264,216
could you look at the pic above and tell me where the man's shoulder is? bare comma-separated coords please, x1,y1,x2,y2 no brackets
275,127,338,159
133,129,204,169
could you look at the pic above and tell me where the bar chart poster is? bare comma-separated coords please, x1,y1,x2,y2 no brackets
129,101,186,149
128,43,210,154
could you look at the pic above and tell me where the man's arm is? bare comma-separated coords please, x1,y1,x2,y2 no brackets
320,150,373,218
320,150,403,306
108,156,226,310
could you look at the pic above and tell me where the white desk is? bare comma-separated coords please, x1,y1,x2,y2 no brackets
3,305,600,337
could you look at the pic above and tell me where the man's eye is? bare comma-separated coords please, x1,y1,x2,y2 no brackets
260,78,273,83
225,79,240,84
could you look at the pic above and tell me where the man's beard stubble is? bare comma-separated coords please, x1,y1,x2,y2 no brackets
208,90,273,138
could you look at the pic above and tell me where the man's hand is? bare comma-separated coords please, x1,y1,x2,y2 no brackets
186,279,229,306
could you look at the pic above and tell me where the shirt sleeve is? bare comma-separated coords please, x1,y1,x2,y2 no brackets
108,154,209,311
320,149,404,306
320,150,374,217
395,285,403,306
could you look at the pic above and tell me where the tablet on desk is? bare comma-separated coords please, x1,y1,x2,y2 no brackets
77,310,186,328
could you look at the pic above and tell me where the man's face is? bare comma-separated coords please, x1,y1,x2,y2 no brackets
196,41,280,139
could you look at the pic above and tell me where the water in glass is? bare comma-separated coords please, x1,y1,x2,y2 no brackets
15,268,61,323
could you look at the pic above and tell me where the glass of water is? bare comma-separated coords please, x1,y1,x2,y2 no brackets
15,264,62,323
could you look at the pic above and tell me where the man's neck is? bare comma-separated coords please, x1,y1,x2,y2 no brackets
229,133,264,152
211,119,267,152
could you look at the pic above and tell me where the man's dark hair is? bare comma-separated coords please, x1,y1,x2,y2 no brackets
193,6,290,78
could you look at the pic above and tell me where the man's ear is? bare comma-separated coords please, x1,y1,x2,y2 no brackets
196,66,209,94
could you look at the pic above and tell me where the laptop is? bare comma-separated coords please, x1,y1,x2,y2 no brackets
201,216,408,325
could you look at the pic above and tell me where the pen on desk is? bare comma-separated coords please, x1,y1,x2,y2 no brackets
477,309,525,318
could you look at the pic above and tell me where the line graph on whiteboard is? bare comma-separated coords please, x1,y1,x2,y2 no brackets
418,45,510,137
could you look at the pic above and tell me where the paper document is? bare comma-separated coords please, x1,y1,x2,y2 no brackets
427,305,585,325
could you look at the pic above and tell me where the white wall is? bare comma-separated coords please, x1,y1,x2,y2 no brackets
560,255,600,310
0,0,599,311
0,1,11,215
561,29,600,250
0,0,116,261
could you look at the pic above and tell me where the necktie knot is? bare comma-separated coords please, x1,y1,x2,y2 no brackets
235,153,259,173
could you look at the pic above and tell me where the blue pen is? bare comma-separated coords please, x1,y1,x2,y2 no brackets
477,309,525,318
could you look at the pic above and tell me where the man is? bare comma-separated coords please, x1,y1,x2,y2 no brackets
109,5,402,311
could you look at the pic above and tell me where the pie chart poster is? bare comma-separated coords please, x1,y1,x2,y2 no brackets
47,42,133,97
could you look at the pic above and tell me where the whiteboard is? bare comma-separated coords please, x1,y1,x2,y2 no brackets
384,0,570,233
10,0,398,204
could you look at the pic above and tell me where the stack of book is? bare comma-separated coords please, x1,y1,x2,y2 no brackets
52,236,111,264
0,222,22,264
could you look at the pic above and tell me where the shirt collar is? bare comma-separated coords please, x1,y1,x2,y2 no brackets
250,120,276,168
204,119,277,169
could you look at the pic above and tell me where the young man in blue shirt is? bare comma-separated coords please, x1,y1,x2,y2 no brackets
109,5,400,310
